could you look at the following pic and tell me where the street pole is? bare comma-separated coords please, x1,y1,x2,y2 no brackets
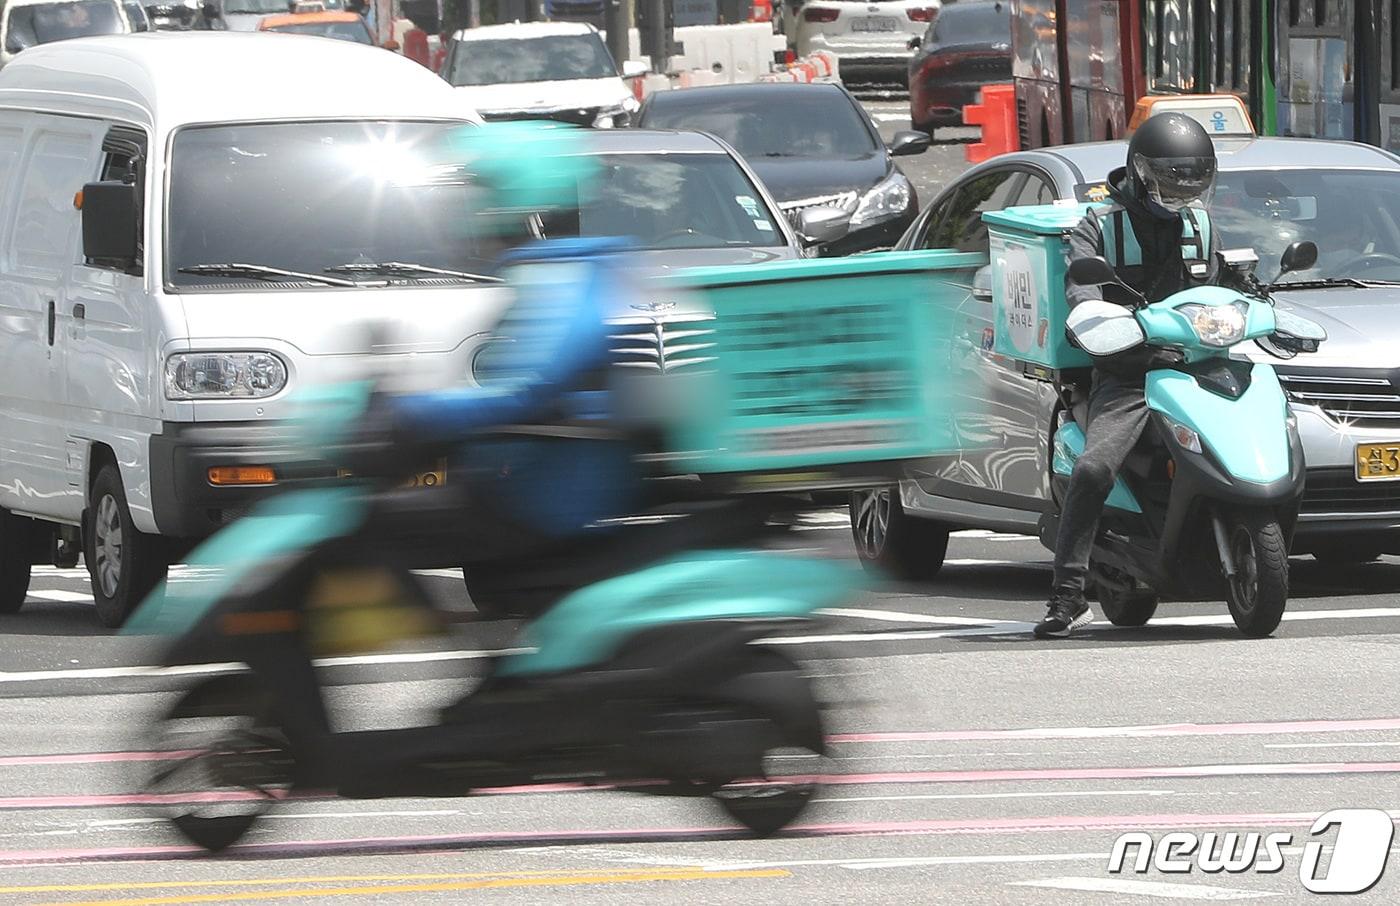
604,0,629,71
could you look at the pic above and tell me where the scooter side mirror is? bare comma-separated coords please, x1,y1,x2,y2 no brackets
1278,240,1318,276
1067,255,1119,287
1065,299,1146,356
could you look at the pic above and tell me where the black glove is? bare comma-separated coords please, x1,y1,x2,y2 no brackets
337,391,418,479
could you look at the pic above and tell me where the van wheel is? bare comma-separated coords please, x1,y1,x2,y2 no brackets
0,509,33,614
849,487,949,580
88,465,169,629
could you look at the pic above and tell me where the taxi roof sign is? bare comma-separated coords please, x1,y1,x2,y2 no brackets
1126,95,1255,137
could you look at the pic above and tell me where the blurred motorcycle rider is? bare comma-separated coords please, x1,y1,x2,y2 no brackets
1035,113,1221,638
350,123,650,579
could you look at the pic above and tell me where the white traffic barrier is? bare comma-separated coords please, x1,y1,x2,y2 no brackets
759,51,840,84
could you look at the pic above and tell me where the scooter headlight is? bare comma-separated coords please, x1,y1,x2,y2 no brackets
1178,302,1247,347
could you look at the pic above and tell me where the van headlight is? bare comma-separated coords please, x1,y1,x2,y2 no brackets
850,171,913,229
165,352,288,400
1178,302,1247,347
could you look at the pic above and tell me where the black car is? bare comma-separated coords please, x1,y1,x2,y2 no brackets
637,82,930,255
907,0,1012,136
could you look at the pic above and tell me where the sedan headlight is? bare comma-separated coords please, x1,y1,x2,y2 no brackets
1178,302,1247,347
166,352,288,400
850,171,914,229
593,98,638,129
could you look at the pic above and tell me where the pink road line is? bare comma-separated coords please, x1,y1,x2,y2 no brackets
6,761,1399,810
0,810,1371,866
828,716,1400,744
12,716,1400,769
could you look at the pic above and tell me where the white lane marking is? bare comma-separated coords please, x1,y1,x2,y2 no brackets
816,789,1175,804
26,590,93,603
413,568,464,579
951,530,1037,541
10,605,1400,685
1264,741,1400,749
945,558,1046,567
871,113,911,122
1011,877,1278,900
821,607,1005,626
0,647,528,684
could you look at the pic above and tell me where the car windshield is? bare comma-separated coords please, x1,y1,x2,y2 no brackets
6,0,123,47
1210,169,1400,282
538,152,783,250
929,2,1010,45
640,91,879,159
268,19,370,41
447,34,618,86
166,121,517,289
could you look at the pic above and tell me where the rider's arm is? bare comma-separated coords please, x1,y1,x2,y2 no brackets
389,268,611,440
1066,208,1107,309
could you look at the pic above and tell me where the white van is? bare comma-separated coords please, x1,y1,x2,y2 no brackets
0,32,511,626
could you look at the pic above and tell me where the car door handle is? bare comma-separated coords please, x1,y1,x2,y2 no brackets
73,304,85,320
46,300,55,346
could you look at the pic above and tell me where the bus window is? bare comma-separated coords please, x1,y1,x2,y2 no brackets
1013,0,1059,82
1145,0,1195,92
1066,0,1123,95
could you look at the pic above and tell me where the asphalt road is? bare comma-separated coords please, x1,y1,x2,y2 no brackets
2,103,1400,905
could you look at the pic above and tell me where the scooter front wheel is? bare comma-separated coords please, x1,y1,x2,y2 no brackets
1220,509,1289,638
145,675,295,852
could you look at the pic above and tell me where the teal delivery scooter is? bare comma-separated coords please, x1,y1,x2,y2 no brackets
1046,242,1328,637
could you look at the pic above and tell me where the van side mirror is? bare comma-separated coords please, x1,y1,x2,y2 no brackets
1279,240,1318,276
1067,255,1119,287
201,0,219,19
81,181,139,270
5,35,28,54
621,60,649,78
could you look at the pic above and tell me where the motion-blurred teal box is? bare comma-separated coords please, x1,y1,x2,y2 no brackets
983,203,1101,375
649,249,982,487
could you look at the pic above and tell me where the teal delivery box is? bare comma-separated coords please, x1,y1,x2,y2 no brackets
982,202,1101,375
645,249,983,491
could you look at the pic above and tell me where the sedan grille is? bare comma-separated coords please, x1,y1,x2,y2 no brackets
1276,369,1400,429
1302,468,1400,515
607,314,717,373
778,191,859,228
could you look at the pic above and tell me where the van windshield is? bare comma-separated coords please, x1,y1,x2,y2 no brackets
6,1,124,48
167,121,515,289
446,34,618,86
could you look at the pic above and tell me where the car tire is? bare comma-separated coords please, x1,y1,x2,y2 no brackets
0,508,33,614
849,487,949,580
88,464,169,629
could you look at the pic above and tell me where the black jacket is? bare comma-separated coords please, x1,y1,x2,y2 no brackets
1066,167,1221,378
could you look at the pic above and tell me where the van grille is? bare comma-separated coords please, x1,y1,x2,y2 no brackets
607,314,717,373
1276,369,1400,429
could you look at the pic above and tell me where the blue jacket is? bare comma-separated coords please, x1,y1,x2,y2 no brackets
393,239,642,535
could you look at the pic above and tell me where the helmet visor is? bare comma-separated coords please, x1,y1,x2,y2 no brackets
1133,154,1218,211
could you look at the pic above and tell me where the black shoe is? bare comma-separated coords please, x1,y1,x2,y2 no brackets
1033,590,1093,638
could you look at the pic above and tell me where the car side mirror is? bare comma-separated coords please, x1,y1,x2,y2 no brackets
621,59,648,78
81,181,139,269
1278,240,1318,276
889,130,931,156
5,36,28,54
1067,255,1119,287
200,0,219,18
972,264,992,301
796,205,851,246
907,35,921,50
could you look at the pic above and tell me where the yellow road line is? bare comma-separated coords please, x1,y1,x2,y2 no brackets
0,868,671,895
34,869,790,906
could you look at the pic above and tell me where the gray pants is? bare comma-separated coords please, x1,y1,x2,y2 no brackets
1051,372,1150,594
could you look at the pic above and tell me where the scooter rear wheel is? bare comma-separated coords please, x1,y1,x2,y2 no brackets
1091,564,1158,627
711,649,824,837
1222,509,1289,638
146,676,295,852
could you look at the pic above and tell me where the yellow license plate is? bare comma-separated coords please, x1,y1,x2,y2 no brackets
338,459,446,488
1356,443,1400,481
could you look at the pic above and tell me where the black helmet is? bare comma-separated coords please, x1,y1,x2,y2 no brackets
1127,112,1217,214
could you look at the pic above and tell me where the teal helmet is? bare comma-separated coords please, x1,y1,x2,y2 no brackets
442,120,598,219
